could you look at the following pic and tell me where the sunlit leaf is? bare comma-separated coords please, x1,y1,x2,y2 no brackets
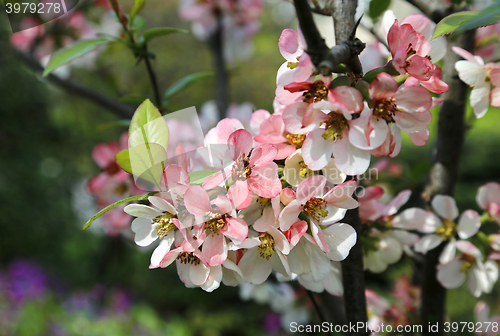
189,170,216,185
164,72,213,98
129,99,169,153
43,39,109,76
431,10,499,39
116,143,167,189
141,27,188,44
82,192,157,230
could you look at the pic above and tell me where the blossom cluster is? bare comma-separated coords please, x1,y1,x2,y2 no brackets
178,0,263,64
274,14,448,177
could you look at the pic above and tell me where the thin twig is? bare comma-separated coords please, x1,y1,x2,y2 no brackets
143,49,162,108
207,10,229,119
16,51,134,118
306,290,333,336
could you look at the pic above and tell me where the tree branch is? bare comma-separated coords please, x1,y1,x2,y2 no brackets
420,30,475,336
341,180,369,336
207,10,229,119
293,0,365,76
17,51,134,119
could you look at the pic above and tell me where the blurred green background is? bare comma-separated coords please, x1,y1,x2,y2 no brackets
0,0,499,335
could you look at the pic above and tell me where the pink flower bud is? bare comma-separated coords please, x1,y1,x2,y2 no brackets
280,188,296,205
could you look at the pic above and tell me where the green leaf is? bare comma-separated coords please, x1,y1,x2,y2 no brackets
82,192,157,230
432,11,480,39
368,0,391,21
129,0,146,25
129,99,169,153
454,2,500,34
43,39,109,76
141,27,188,44
189,170,216,185
116,143,167,189
164,72,213,98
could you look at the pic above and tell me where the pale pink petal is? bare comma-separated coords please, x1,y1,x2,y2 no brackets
238,248,273,284
330,86,364,112
301,129,336,170
457,210,481,239
253,206,275,233
331,135,371,176
92,143,116,168
202,233,228,266
222,217,249,245
394,86,432,113
369,72,398,99
249,144,278,167
148,196,176,214
310,222,330,253
250,109,271,134
439,239,457,264
456,240,483,260
279,29,303,61
476,182,500,211
384,190,411,216
408,128,429,146
212,195,234,214
414,234,443,254
189,262,210,286
323,223,357,261
284,220,308,249
358,186,384,202
323,180,358,209
131,218,158,247
401,13,434,40
437,258,466,288
348,111,389,150
283,102,322,134
455,60,487,86
431,195,459,221
452,46,484,64
470,84,490,118
490,87,500,107
202,170,230,190
151,233,175,268
158,246,183,268
248,163,282,198
227,180,253,210
228,129,253,158
279,200,303,231
393,208,441,233
393,110,432,133
184,185,213,216
269,226,291,255
125,204,163,219
296,175,327,204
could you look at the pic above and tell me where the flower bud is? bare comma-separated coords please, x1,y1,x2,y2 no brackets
280,188,296,206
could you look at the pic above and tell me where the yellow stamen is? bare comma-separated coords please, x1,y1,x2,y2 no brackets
177,252,201,265
285,133,306,146
152,213,177,239
232,153,251,180
435,219,457,240
304,197,329,222
258,233,275,260
321,112,349,142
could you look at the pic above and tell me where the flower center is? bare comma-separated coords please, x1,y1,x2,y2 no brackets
299,161,316,178
105,162,120,175
373,98,397,123
258,233,275,260
435,219,457,240
460,254,476,273
321,112,349,142
257,197,271,207
286,133,306,146
303,81,328,104
287,56,301,69
304,197,329,222
232,154,251,180
177,252,201,265
205,211,227,235
152,213,177,239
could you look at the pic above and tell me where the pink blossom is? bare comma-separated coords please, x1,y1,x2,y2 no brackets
203,129,282,204
453,47,500,118
184,185,249,266
476,182,500,224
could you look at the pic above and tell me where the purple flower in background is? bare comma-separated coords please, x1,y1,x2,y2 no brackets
111,290,131,314
262,311,281,335
7,260,48,304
